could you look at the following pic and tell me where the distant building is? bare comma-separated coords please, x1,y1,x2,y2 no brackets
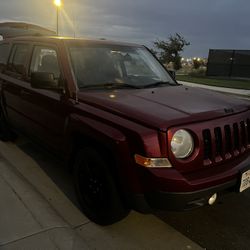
207,49,250,78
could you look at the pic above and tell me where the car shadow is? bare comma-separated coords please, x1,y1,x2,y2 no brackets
16,137,81,209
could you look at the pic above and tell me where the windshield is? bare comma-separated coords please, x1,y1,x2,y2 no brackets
68,44,176,89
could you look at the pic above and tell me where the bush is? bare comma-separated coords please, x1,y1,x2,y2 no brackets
188,67,207,77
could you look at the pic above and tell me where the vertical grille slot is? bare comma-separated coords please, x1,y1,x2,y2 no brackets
224,125,232,153
203,129,212,160
240,121,247,147
247,119,250,145
214,127,222,156
198,112,250,167
233,123,240,150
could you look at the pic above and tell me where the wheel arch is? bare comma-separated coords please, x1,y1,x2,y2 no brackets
65,114,128,170
65,114,136,198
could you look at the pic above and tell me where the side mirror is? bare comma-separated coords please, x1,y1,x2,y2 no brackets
31,72,62,90
168,70,176,80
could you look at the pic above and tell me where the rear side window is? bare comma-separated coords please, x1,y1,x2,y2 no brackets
0,43,10,70
8,44,29,75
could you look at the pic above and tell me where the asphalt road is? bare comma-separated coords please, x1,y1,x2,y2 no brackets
156,191,250,250
17,138,250,250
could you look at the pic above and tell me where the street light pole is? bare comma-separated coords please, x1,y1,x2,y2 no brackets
56,6,59,35
54,0,61,36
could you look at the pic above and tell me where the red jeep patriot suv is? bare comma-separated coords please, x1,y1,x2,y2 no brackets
0,22,249,225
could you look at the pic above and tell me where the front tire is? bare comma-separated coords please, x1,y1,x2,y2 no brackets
73,147,129,225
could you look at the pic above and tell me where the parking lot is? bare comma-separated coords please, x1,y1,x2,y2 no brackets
157,190,250,250
12,134,250,250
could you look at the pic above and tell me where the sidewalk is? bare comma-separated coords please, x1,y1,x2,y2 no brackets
178,80,250,97
0,140,203,250
0,153,88,249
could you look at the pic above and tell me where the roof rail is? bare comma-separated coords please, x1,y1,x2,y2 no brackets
0,22,56,39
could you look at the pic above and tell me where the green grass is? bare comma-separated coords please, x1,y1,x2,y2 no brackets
176,75,250,90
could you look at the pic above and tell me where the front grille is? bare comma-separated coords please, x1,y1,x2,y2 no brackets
202,118,250,166
168,110,250,172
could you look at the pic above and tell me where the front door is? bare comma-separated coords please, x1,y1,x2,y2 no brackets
20,44,69,152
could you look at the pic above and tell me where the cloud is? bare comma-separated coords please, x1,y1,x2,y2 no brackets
0,0,249,57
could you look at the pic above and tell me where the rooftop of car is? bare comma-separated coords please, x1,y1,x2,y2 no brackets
0,22,143,47
2,35,144,48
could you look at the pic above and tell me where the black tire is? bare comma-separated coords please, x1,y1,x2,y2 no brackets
73,147,129,225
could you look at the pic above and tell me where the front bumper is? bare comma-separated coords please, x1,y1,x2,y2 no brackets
144,179,237,211
133,154,250,212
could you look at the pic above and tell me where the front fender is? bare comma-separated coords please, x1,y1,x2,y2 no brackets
65,113,144,195
67,113,127,149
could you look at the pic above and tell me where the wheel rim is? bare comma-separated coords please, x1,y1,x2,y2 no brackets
77,157,110,212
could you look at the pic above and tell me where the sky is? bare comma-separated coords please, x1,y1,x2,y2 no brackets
0,0,249,57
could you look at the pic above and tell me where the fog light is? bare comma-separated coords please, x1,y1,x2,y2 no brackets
208,193,217,205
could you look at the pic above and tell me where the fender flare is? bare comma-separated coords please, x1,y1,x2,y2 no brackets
65,113,128,152
65,113,140,201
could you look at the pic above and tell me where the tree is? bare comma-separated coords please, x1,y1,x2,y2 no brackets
149,48,158,57
153,33,190,70
193,58,202,69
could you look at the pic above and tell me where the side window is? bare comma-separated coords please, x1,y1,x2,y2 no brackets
8,44,29,75
30,46,60,79
0,43,10,65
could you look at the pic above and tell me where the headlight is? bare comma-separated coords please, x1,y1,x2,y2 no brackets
171,129,194,159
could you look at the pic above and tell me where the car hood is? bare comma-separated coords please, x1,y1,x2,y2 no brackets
78,85,250,130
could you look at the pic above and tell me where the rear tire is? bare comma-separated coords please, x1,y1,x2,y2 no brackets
73,147,129,225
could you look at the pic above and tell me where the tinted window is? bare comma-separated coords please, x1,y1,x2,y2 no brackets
8,44,29,74
0,43,10,65
30,46,60,79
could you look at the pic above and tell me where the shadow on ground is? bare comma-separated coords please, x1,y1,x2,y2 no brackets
16,138,81,209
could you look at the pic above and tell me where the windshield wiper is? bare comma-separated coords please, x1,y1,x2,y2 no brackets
116,83,142,89
81,82,141,89
143,81,176,88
